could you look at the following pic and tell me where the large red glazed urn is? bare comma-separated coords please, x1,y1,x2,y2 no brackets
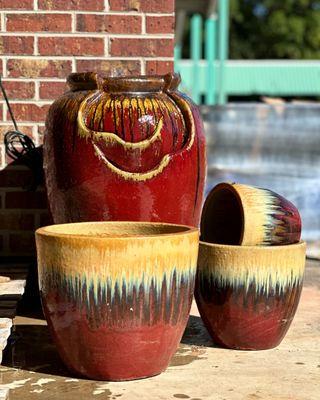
44,72,206,226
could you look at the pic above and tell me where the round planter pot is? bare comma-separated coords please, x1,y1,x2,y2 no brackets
201,182,301,246
195,241,306,350
44,73,206,226
36,221,199,381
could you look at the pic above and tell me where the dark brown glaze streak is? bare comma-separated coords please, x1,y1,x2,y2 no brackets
196,273,303,350
128,97,134,142
42,268,196,330
120,96,126,142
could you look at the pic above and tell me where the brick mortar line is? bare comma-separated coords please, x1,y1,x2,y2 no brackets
33,0,38,11
75,56,175,60
34,36,38,56
0,100,52,105
1,13,5,32
1,55,174,60
0,78,67,82
145,13,175,17
0,121,45,126
2,55,75,60
104,36,109,57
140,57,145,74
71,12,76,33
141,14,146,34
143,57,174,60
1,56,6,77
2,103,7,122
0,32,174,38
34,80,39,101
3,11,173,16
71,58,76,73
4,11,72,15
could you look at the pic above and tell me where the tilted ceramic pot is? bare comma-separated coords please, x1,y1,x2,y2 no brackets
195,241,306,350
44,73,206,226
36,221,199,380
201,182,301,246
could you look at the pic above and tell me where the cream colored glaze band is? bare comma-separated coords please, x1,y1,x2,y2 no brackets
198,241,306,292
233,183,287,245
37,233,199,289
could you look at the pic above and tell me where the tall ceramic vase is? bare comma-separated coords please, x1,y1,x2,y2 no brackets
44,73,206,226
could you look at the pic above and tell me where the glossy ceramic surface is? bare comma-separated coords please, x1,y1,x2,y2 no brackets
36,221,199,380
201,182,301,246
195,241,306,350
44,73,206,226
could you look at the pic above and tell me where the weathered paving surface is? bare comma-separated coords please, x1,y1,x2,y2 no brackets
0,260,319,400
0,264,28,379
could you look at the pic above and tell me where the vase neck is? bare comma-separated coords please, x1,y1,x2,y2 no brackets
67,73,181,93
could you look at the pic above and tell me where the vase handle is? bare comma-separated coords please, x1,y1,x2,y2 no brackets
163,73,181,92
67,72,101,91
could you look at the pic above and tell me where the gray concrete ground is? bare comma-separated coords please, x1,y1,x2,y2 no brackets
0,260,319,400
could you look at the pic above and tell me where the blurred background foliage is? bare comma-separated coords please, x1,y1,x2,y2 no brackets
178,0,320,59
229,0,320,59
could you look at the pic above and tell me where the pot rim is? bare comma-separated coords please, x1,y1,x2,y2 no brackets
199,240,306,251
200,182,245,245
36,221,199,240
67,72,181,93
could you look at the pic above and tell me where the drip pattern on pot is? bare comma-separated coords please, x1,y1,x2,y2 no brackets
236,184,301,245
44,73,206,225
38,235,198,329
76,91,194,182
43,267,195,329
197,245,305,298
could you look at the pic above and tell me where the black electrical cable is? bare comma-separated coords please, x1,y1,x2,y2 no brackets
1,76,43,190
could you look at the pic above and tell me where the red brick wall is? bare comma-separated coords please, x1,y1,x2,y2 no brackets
0,0,175,257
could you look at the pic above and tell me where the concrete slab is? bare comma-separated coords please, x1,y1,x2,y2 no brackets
0,388,8,400
0,280,26,296
0,261,319,400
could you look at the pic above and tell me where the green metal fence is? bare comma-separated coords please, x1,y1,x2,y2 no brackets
174,0,320,105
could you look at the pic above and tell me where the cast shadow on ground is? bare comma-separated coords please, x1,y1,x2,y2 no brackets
181,315,216,347
2,323,75,379
2,315,216,378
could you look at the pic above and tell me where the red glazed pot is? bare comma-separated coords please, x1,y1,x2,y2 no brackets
36,221,199,380
44,73,206,226
195,241,306,350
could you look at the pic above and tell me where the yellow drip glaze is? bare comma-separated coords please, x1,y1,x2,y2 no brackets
234,184,287,245
76,91,196,181
198,241,306,293
93,144,171,181
77,93,164,150
37,229,199,301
